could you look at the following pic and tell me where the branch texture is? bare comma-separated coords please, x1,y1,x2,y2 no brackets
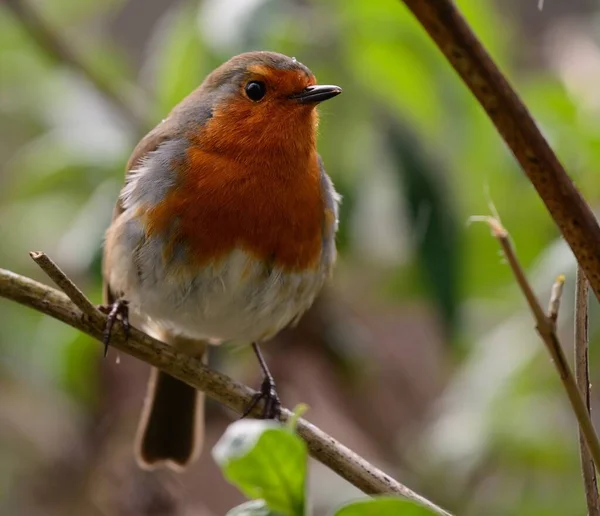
575,268,600,515
479,217,600,474
400,0,600,304
0,261,452,516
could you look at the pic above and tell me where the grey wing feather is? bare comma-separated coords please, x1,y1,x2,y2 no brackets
318,155,341,276
102,122,177,305
102,87,214,305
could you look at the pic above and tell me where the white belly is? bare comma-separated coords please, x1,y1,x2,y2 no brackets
105,215,327,343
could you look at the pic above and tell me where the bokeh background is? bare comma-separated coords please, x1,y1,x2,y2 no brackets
2,0,600,514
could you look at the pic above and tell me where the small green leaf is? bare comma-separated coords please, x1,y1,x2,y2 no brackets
227,499,282,516
212,420,307,516
286,403,309,431
334,497,438,516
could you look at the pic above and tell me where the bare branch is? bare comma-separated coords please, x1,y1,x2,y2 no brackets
548,275,565,326
4,0,148,132
476,217,600,474
0,264,452,516
29,251,99,319
400,0,600,306
575,268,600,515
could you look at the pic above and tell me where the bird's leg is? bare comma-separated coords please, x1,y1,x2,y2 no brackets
98,299,130,357
241,342,281,420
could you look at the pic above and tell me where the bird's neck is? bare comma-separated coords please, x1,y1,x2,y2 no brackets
189,104,319,170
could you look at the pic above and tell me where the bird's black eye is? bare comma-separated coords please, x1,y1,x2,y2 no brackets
245,81,267,101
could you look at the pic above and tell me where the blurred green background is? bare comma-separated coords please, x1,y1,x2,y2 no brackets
2,0,600,514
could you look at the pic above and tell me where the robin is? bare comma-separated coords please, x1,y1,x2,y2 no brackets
101,51,341,471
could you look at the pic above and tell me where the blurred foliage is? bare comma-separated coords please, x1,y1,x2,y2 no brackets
3,0,600,515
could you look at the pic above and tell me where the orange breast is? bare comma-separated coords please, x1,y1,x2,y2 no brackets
144,145,324,272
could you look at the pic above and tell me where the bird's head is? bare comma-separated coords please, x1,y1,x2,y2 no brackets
181,51,341,159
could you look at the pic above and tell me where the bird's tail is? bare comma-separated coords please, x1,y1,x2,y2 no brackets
134,331,208,471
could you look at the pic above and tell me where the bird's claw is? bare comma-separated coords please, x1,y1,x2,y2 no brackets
98,299,130,357
241,375,281,420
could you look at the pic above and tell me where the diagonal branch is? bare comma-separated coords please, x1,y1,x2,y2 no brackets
0,259,453,516
29,251,99,319
477,217,600,474
4,0,148,132
399,0,600,305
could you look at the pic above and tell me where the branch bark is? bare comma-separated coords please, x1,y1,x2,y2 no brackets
399,0,600,305
0,259,452,516
575,268,600,515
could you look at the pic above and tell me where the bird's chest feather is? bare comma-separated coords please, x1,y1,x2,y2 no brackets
105,139,334,341
144,147,325,273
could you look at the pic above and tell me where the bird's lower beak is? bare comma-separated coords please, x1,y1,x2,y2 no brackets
290,85,342,104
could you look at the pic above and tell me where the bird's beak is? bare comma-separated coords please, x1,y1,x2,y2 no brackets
290,85,342,104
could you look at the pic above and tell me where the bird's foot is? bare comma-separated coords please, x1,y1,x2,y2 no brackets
98,299,130,357
241,374,281,420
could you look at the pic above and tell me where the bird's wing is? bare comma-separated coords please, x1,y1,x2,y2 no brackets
102,117,181,305
102,91,215,305
318,155,341,277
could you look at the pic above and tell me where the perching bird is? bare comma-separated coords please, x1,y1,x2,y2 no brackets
101,51,341,471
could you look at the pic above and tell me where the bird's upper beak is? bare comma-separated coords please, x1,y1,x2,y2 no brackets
289,85,342,104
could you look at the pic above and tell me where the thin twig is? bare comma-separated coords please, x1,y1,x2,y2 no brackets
0,264,452,516
29,251,99,319
575,268,600,515
476,217,600,474
4,0,148,132
399,0,600,306
548,275,565,326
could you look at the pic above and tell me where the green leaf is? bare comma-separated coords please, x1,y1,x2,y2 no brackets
334,497,438,516
227,499,282,516
212,420,307,516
